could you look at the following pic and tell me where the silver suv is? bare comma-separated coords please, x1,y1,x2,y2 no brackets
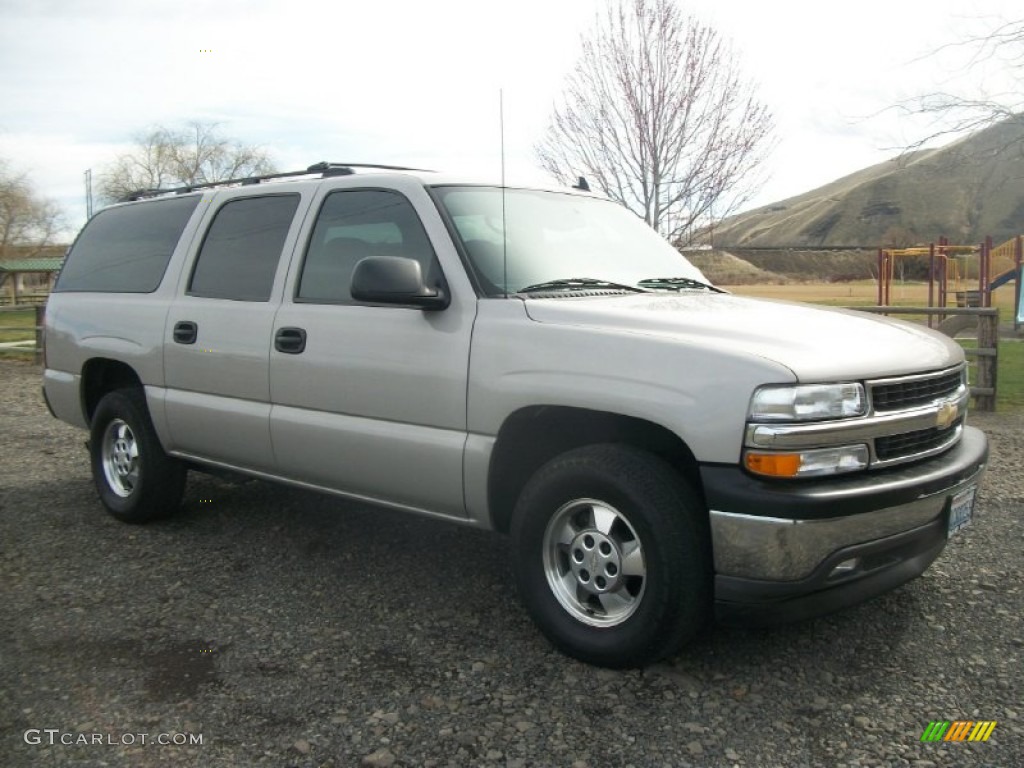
43,162,988,667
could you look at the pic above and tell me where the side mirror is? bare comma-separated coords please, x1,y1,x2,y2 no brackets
350,256,449,310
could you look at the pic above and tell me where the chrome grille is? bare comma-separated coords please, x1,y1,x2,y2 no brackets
875,422,962,462
870,369,963,412
746,365,969,474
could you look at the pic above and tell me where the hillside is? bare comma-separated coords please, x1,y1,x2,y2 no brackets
713,117,1024,248
680,249,788,284
682,248,877,284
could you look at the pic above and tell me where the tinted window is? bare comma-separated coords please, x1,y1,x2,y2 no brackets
297,190,438,303
188,195,300,301
55,195,200,293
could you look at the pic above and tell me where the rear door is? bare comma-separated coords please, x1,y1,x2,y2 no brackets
269,178,476,517
162,189,310,471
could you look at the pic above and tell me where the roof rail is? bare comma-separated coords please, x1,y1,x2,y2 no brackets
119,161,434,202
306,161,433,174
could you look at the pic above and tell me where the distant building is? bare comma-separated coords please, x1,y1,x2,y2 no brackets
0,257,65,304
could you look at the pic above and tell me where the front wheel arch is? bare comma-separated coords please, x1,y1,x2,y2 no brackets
488,406,704,534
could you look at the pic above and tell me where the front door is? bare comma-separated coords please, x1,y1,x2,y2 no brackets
269,183,475,517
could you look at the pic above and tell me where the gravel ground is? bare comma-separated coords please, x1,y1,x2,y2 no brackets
1,360,1021,768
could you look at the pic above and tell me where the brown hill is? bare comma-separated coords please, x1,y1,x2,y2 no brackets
681,249,789,284
730,249,877,281
712,116,1024,248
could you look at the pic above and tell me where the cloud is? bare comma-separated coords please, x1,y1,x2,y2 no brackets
2,0,1020,237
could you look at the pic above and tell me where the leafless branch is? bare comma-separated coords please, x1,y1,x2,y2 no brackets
98,121,276,203
0,158,65,259
899,15,1024,152
535,0,774,242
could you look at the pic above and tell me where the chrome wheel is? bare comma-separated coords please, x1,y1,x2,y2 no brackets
543,498,646,627
101,419,140,498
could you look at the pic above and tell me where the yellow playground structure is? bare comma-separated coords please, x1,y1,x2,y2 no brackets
877,235,1023,327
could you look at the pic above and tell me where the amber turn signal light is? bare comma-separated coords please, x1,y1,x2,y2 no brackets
745,452,801,477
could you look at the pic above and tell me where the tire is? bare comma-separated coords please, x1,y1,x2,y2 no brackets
511,444,711,668
89,388,186,523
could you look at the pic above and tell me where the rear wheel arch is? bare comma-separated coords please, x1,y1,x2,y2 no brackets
487,405,705,534
81,358,144,423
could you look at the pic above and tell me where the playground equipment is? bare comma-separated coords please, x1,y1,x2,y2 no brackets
877,234,1023,329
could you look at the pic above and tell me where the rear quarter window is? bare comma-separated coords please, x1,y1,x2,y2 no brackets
188,194,300,302
55,195,201,293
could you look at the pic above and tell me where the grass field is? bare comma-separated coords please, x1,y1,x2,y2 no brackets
959,338,1024,412
725,279,1020,315
0,309,38,360
0,308,35,335
995,339,1024,410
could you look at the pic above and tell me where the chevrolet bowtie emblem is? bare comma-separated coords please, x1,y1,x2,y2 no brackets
936,402,959,430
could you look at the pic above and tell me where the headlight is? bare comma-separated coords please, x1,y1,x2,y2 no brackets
749,383,866,422
745,444,870,478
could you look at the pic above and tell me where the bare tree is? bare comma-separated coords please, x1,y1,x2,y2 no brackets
99,121,276,202
535,0,774,242
902,18,1024,150
0,158,64,259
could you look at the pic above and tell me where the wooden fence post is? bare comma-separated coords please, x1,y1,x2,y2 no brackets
34,304,45,365
975,309,998,411
841,305,999,412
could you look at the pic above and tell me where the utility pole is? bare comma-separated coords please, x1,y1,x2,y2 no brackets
84,169,93,219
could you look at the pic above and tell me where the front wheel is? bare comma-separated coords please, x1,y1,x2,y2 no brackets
90,389,186,523
511,444,710,667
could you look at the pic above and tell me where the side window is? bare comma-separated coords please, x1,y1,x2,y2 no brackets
189,194,300,301
297,189,439,304
55,195,200,293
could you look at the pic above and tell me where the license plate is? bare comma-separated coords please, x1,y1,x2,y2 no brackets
947,486,976,537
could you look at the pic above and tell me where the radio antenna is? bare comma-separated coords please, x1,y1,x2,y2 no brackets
500,88,508,299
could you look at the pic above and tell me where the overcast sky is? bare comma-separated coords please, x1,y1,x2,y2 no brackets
1,0,1020,239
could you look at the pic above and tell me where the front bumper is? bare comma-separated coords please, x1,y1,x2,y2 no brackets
702,426,988,625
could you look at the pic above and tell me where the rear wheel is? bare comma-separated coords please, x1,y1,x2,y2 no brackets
90,389,185,523
511,444,710,667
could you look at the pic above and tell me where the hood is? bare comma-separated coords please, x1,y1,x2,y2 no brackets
522,293,964,382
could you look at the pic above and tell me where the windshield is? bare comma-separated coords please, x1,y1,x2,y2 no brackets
431,186,709,296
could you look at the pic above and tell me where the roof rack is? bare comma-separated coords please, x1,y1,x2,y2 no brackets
119,162,434,202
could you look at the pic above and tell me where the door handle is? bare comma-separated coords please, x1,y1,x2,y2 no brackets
173,321,197,345
274,327,307,354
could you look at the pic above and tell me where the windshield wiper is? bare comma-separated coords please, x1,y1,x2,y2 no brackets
517,277,650,294
637,276,722,293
